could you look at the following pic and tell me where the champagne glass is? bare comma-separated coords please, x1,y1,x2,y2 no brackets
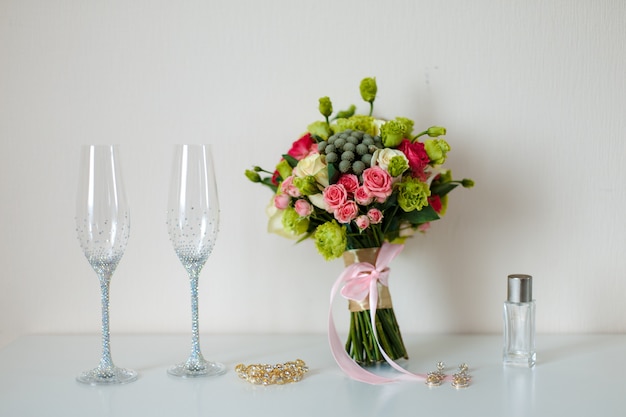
166,144,225,378
75,145,137,385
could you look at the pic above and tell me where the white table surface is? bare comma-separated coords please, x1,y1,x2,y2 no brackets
0,333,625,417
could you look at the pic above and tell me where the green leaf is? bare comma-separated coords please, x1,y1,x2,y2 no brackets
282,154,299,168
327,163,340,184
401,205,440,225
380,193,398,210
385,216,401,242
261,178,278,192
430,182,458,197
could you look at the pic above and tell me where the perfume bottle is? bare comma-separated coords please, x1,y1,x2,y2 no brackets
503,274,536,367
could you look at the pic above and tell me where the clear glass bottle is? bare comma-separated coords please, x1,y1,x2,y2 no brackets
503,274,536,367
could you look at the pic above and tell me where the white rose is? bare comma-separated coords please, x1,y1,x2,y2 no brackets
293,153,329,187
371,148,408,173
373,118,386,135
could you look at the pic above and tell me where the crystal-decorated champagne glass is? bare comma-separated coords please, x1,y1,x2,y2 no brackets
75,145,137,385
166,144,225,378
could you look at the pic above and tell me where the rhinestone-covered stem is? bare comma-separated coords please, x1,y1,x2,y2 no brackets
187,272,205,366
98,274,114,371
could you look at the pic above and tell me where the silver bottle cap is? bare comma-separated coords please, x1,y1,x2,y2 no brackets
507,274,533,303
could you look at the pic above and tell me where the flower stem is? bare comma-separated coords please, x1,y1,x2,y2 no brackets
345,307,408,365
345,313,354,353
412,130,429,142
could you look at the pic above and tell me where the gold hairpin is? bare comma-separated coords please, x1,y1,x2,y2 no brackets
235,359,309,385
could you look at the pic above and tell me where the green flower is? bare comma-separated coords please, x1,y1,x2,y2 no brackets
380,119,408,148
413,125,447,141
293,175,319,195
275,159,292,181
307,120,332,140
314,220,347,260
387,155,409,177
334,104,356,120
462,178,475,188
281,207,309,236
318,96,333,118
427,126,446,137
424,139,451,165
395,176,431,212
395,117,414,137
244,169,261,183
333,115,377,136
360,77,377,103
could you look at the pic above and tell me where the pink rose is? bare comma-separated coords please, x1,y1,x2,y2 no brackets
362,166,393,203
294,199,313,217
334,201,359,224
274,193,290,210
354,186,374,206
336,174,359,196
280,175,301,198
367,208,383,224
355,215,370,230
323,184,348,213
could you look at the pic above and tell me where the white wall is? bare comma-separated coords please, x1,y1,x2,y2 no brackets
1,0,625,347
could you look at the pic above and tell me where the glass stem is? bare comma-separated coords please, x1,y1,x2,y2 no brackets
188,272,204,364
99,274,114,370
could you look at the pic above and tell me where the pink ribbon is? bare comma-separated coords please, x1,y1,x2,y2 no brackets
328,242,435,384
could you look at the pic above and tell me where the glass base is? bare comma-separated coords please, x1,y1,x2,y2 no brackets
503,351,536,368
167,359,226,378
76,366,138,385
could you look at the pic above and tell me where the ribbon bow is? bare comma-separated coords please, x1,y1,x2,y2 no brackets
339,257,390,303
339,243,396,309
328,242,431,384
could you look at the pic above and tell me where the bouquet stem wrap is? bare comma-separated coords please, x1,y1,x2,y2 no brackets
329,242,443,384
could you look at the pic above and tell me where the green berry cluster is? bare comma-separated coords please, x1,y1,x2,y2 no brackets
317,129,383,175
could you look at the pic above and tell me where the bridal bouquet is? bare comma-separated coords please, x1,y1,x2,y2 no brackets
245,78,472,366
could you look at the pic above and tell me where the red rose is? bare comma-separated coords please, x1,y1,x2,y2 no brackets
428,195,442,213
272,133,318,185
287,133,317,160
397,139,430,179
271,170,281,186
